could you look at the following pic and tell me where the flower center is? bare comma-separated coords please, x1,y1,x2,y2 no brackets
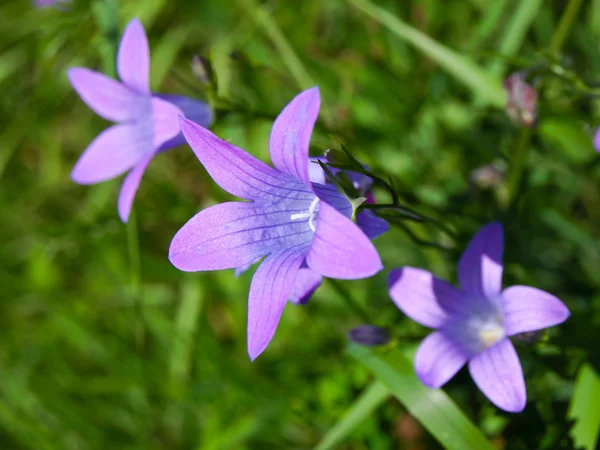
478,321,505,349
290,197,320,232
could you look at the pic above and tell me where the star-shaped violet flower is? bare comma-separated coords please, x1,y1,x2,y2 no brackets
68,18,212,222
169,87,384,360
388,222,570,412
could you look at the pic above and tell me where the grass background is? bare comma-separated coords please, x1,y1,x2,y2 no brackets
1,0,600,448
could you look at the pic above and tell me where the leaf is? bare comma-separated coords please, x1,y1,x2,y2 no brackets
568,364,600,450
347,344,496,450
315,380,391,450
346,0,506,108
538,117,596,164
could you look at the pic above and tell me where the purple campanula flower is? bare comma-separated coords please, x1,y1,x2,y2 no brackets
388,222,570,412
169,87,384,360
594,128,600,153
68,18,212,222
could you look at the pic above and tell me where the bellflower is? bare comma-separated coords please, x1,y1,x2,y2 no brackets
68,18,212,222
169,87,383,360
594,128,600,153
388,222,570,412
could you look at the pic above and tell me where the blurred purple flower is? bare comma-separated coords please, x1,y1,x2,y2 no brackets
594,129,600,153
169,87,383,360
33,0,69,8
504,73,537,128
388,223,570,412
68,18,212,222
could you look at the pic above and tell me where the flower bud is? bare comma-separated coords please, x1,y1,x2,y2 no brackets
348,325,391,346
504,73,537,128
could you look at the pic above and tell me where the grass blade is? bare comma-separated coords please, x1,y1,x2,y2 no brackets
315,380,391,450
346,0,505,108
348,344,496,450
568,364,600,450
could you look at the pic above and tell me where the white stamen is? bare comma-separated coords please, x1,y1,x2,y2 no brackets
478,322,505,349
290,197,320,232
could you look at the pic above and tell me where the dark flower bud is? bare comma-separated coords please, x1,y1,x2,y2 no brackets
504,73,537,128
513,330,544,343
348,325,391,346
324,148,350,165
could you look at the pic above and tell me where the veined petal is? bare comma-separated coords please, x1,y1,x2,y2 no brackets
68,68,143,122
501,286,570,336
306,202,382,279
117,18,150,94
459,222,504,299
290,267,322,304
248,247,308,360
169,202,313,272
118,153,153,223
151,97,183,148
269,87,320,186
71,124,150,184
388,267,459,328
180,117,312,203
356,210,389,239
414,331,469,388
156,94,214,151
469,338,526,412
308,157,327,185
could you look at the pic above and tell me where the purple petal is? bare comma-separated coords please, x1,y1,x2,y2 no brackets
117,18,150,94
501,286,570,336
308,157,327,185
469,338,526,412
179,118,310,203
269,87,320,186
594,128,600,152
68,68,142,122
71,124,150,184
414,331,469,388
388,267,460,328
118,153,153,223
459,222,504,299
306,202,383,279
248,248,308,360
150,97,183,148
156,94,214,150
289,267,322,304
356,210,389,239
169,202,313,272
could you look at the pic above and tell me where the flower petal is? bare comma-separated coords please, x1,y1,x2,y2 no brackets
68,68,142,122
306,202,382,279
71,124,150,184
179,117,311,203
388,267,460,328
356,210,389,240
150,97,183,148
155,94,214,150
290,267,322,304
169,202,313,272
414,331,469,388
269,87,320,186
459,222,504,299
248,247,308,360
118,153,153,223
469,338,526,412
594,127,600,152
501,286,570,336
117,18,150,94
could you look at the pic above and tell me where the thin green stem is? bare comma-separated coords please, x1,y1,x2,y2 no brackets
127,208,145,350
550,0,584,55
329,280,372,324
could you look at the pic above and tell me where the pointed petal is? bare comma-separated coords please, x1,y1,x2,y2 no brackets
306,202,382,279
156,94,214,150
269,87,320,186
414,331,469,388
388,267,460,328
501,286,570,336
118,153,153,223
117,18,150,94
150,97,183,148
459,222,504,299
469,339,526,412
290,267,322,304
169,202,313,272
356,210,389,240
248,248,308,360
179,117,311,203
71,124,150,184
68,67,142,122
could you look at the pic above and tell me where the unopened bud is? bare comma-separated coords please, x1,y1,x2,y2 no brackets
469,162,505,189
192,55,212,85
348,325,391,346
324,148,350,165
504,73,537,128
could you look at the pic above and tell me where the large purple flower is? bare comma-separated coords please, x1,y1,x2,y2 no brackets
169,87,384,360
388,223,570,412
68,18,212,222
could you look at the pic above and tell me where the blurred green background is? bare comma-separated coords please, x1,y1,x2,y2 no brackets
1,0,600,448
